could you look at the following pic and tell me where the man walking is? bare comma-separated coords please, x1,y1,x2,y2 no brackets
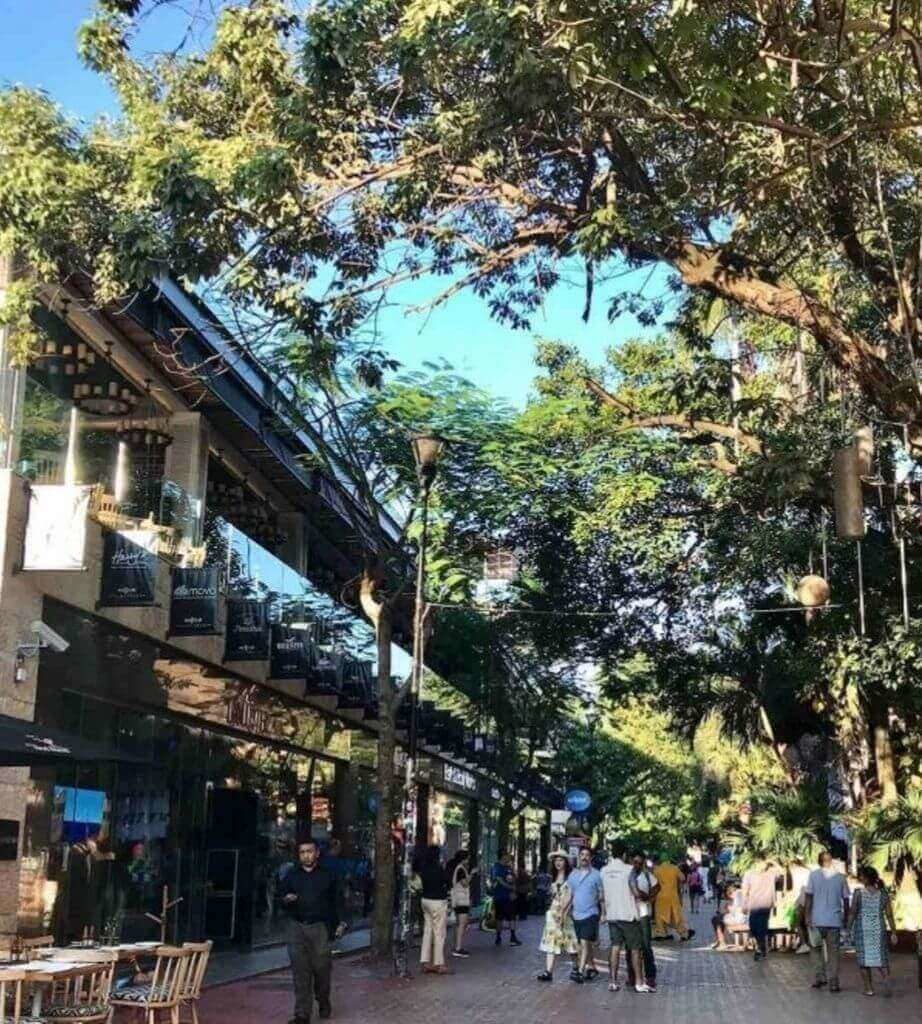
490,852,522,946
601,842,650,993
566,846,604,982
281,839,345,1024
628,851,659,992
741,859,781,962
804,851,849,992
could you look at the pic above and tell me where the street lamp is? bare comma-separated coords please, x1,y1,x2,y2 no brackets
395,433,444,977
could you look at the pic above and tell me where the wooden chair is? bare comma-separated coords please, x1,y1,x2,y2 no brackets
43,952,116,1023
178,942,212,1024
0,967,29,1024
19,936,55,952
109,947,190,1024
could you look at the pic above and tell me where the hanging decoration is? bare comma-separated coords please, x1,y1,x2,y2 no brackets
168,566,221,637
116,380,173,451
98,529,157,607
224,598,270,661
832,445,866,539
70,343,140,416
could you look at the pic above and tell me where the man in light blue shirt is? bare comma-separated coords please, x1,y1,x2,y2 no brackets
566,847,605,982
804,851,850,992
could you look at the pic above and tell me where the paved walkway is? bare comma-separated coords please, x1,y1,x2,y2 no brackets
198,905,918,1024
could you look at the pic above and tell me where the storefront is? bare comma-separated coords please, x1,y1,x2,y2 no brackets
20,598,374,949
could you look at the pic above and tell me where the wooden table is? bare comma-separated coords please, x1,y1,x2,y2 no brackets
19,960,99,1017
23,944,161,1014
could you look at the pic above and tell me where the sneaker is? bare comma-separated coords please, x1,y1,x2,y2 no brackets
635,984,651,994
570,970,584,984
452,949,470,958
681,929,696,942
796,945,811,955
828,982,840,993
753,951,764,962
811,979,827,989
494,934,501,946
318,1005,332,1020
584,968,599,981
646,980,657,992
509,936,522,946
536,971,553,982
607,982,621,992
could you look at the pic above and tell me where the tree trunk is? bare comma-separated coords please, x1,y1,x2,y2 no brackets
516,814,526,872
871,714,899,807
498,795,515,857
359,562,397,958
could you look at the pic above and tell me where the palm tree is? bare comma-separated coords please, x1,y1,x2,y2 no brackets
721,781,831,872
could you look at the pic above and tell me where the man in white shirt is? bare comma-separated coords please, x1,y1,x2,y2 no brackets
600,842,650,993
804,851,849,992
628,850,660,992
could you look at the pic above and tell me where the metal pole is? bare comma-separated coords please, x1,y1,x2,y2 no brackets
395,477,431,978
856,540,866,635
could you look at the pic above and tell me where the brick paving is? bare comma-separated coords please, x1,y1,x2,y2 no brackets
197,905,919,1024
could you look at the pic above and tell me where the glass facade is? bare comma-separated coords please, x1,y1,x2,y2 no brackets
21,600,376,949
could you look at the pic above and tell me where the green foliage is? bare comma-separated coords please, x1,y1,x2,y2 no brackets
721,782,832,871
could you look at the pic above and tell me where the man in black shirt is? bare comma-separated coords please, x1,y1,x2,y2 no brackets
280,839,345,1024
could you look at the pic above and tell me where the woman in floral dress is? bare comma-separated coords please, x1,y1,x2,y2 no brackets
536,851,577,981
848,866,897,997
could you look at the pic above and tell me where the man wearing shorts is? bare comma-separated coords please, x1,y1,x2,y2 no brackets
566,847,604,982
601,842,651,993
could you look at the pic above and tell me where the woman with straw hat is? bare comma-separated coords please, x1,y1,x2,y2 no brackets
537,850,578,981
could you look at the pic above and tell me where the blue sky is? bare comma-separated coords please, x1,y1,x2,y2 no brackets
0,0,673,407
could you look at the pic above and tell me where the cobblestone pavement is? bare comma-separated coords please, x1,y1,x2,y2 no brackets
198,905,919,1024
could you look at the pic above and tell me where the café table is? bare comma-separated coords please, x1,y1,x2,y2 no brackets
18,959,97,1017
23,943,161,1014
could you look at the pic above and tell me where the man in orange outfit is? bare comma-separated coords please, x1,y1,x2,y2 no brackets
652,854,695,942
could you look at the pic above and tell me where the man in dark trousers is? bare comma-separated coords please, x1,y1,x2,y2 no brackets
281,839,345,1024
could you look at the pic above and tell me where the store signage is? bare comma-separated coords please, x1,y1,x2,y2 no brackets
270,624,308,680
443,765,478,793
565,789,592,813
22,484,93,571
169,566,221,637
224,598,270,661
226,684,274,737
98,530,157,607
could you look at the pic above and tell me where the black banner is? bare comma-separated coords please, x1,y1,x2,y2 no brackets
224,598,270,661
269,624,308,680
169,567,221,637
98,530,157,607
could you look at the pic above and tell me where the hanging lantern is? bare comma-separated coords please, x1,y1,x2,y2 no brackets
114,380,172,450
832,446,865,539
854,425,874,479
796,574,830,607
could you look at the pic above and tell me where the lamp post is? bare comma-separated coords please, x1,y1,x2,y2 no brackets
394,433,444,977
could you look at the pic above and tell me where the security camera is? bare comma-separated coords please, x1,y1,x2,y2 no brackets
30,620,70,654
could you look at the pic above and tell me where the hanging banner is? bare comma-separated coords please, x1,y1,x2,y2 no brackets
98,530,157,607
22,484,93,571
269,624,308,680
169,566,221,637
224,598,270,661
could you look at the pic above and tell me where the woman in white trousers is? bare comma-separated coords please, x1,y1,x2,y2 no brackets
418,844,451,973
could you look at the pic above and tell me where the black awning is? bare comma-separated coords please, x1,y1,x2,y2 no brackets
0,714,142,767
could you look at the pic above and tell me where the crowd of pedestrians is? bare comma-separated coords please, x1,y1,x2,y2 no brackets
280,836,905,1022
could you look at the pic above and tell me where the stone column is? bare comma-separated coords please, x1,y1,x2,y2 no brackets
163,412,209,543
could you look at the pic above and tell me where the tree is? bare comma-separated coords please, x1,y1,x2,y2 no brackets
4,2,920,434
